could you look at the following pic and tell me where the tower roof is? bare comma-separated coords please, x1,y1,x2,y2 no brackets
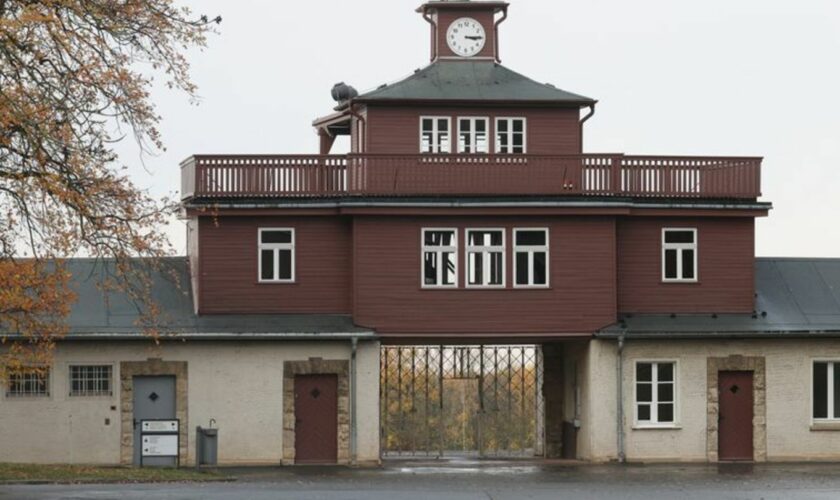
352,61,595,107
416,1,509,13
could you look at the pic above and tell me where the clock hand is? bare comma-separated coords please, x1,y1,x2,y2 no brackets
464,35,484,40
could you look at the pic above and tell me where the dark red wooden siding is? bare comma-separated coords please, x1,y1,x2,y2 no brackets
352,216,617,335
365,106,582,155
616,217,755,314
197,216,352,314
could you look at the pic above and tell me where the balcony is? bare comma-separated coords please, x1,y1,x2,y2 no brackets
180,154,762,201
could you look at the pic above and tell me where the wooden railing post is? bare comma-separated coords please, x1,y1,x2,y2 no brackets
610,154,624,195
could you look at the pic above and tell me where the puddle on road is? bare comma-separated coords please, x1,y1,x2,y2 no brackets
390,465,541,476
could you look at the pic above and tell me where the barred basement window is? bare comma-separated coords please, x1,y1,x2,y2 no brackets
259,228,295,283
457,117,489,154
466,229,505,287
662,228,697,282
813,361,840,421
514,229,549,287
70,365,113,397
495,117,526,154
6,368,50,398
422,229,458,288
420,117,451,153
635,361,677,426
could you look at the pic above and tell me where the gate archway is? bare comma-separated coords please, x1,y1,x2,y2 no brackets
380,345,543,458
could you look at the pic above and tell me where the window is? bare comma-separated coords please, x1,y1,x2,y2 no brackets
420,117,451,153
5,368,50,397
457,117,489,154
259,228,295,282
422,229,458,288
662,228,697,282
495,118,526,154
514,229,549,287
70,365,113,397
466,229,505,287
813,361,840,421
635,361,676,426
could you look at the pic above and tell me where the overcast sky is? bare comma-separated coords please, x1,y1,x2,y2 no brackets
116,0,840,258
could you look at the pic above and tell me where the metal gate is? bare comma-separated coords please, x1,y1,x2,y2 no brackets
380,345,543,458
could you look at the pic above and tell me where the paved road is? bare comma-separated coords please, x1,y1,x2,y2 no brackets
4,460,840,499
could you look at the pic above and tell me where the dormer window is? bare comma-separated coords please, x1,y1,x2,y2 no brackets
662,228,697,282
457,117,489,154
420,117,451,153
495,117,526,154
259,228,295,283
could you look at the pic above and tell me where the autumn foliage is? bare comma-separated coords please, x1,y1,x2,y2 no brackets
0,1,219,377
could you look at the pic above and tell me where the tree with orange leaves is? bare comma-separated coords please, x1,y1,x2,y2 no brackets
0,1,219,377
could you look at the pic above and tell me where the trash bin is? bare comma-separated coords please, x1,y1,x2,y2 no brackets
196,426,218,467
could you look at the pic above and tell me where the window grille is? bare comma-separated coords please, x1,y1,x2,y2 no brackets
6,368,50,397
70,365,113,397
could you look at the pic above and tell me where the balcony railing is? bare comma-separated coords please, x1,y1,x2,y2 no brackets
181,154,762,201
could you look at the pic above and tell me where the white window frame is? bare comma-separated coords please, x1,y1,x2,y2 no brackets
465,228,506,288
513,228,550,288
457,116,490,154
421,228,459,289
419,116,452,154
662,228,698,283
4,366,51,398
812,359,840,422
633,360,679,428
494,117,527,154
258,228,296,283
68,364,114,397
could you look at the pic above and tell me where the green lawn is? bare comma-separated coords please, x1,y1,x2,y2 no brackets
0,463,228,484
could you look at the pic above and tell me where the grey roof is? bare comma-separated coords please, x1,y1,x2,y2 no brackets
4,258,372,339
353,61,595,105
599,258,840,339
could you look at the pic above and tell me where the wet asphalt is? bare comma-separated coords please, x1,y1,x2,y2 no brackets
3,459,840,499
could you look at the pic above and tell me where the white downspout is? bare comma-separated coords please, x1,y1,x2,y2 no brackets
616,334,626,463
350,337,358,465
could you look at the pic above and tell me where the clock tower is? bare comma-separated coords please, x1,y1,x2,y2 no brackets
417,1,509,62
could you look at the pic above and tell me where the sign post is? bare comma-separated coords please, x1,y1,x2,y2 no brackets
140,419,180,467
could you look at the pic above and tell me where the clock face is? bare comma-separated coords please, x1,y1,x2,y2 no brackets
446,17,486,58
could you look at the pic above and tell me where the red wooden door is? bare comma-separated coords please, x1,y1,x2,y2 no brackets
294,374,338,464
718,371,754,461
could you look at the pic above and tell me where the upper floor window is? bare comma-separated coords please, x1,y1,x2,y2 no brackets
420,117,451,154
466,229,505,287
457,117,489,154
514,229,549,287
495,118,526,154
259,228,295,283
635,361,677,426
70,365,113,397
422,229,458,288
662,228,697,282
5,367,50,398
813,361,840,421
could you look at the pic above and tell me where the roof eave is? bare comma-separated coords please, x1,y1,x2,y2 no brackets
352,97,598,108
416,1,509,14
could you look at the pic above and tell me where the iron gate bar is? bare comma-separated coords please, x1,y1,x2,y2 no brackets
380,345,543,458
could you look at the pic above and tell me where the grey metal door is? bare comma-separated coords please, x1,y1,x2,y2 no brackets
133,376,176,466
